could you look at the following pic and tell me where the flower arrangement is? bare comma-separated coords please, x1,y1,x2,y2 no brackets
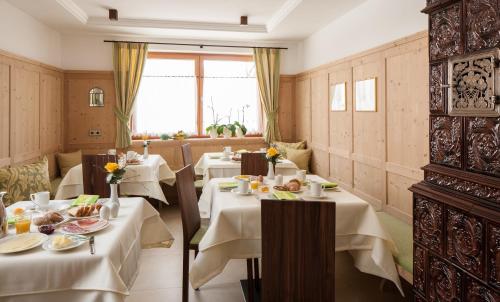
174,130,188,140
265,147,280,165
104,162,126,184
142,140,150,148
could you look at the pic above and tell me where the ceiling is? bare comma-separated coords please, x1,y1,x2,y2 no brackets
8,0,367,42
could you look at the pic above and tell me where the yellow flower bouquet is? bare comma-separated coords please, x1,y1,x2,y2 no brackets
104,162,126,184
265,147,281,165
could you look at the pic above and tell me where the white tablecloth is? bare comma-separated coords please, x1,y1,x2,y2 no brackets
55,154,175,204
194,152,299,183
0,197,173,302
192,175,403,295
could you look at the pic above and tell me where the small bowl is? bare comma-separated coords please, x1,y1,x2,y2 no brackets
38,224,55,235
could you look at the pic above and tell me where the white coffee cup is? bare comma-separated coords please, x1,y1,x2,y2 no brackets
223,146,232,153
238,179,250,194
30,191,50,209
274,174,283,186
310,181,322,197
296,170,307,182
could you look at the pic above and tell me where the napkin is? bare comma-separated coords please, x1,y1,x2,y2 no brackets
273,191,298,200
72,195,99,206
321,182,338,189
218,182,238,191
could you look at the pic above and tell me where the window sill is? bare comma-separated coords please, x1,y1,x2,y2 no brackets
130,136,266,147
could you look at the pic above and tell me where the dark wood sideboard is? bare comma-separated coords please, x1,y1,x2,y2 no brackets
410,0,500,301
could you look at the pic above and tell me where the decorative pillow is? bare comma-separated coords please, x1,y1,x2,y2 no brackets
0,157,52,206
285,147,312,172
271,141,306,158
56,150,82,178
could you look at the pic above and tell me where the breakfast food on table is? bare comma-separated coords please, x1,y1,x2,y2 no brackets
273,179,301,192
61,218,108,235
0,233,47,254
33,211,64,226
12,208,25,216
68,204,102,217
15,215,31,234
52,235,74,249
72,195,99,206
38,224,55,235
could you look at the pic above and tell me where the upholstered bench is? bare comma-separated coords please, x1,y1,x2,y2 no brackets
377,212,413,284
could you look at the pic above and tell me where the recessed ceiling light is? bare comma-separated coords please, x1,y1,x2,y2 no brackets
240,16,248,26
109,9,118,21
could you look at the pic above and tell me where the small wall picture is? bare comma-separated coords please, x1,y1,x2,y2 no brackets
355,78,376,112
330,82,346,111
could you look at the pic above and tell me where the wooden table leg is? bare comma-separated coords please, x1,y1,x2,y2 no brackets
246,258,254,302
253,258,260,290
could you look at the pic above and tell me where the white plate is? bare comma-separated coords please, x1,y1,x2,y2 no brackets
0,233,48,254
231,188,253,196
42,235,87,252
219,157,231,161
59,219,109,235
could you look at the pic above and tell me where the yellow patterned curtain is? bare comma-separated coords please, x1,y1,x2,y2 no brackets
113,42,148,148
253,48,281,143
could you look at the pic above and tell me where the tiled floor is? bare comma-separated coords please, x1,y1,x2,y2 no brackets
126,205,412,302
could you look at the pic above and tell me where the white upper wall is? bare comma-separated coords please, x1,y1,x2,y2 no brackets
0,0,62,67
61,34,300,74
298,0,427,72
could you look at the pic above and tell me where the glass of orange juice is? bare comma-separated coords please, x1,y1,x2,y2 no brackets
250,180,259,190
15,214,31,234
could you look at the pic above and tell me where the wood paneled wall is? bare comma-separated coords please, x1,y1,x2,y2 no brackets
0,50,64,178
295,31,429,222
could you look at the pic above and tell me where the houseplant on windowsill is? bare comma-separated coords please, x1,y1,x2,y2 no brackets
218,124,236,139
206,124,219,139
206,98,222,139
234,121,247,138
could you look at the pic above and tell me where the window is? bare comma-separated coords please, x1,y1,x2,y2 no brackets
133,53,260,137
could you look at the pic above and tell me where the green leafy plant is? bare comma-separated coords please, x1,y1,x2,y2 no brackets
233,121,247,135
218,124,236,136
160,133,171,140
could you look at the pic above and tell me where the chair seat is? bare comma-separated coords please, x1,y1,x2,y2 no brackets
377,212,413,274
194,179,204,189
189,224,208,249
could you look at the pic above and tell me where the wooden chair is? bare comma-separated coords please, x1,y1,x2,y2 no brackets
176,165,208,302
241,152,268,176
181,144,203,196
260,199,336,302
82,154,117,198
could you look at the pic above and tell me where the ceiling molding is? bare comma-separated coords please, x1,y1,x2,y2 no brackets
55,0,88,24
87,17,267,33
266,0,302,32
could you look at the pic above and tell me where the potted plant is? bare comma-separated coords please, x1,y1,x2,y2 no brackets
206,124,219,139
206,98,222,138
234,121,247,138
218,124,235,138
160,133,171,140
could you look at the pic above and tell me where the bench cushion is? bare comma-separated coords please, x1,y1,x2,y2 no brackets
0,157,52,206
189,224,208,247
50,177,63,199
377,212,413,274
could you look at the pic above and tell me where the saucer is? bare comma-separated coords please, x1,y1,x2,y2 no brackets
302,193,328,199
231,188,253,196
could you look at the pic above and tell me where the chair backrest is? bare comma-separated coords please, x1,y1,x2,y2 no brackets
176,165,201,246
241,152,268,176
261,199,336,302
181,144,196,180
82,154,117,198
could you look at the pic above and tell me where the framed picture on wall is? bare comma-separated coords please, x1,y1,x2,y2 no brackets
330,82,346,111
355,78,377,112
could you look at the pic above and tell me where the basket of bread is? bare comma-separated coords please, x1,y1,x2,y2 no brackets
273,179,302,192
67,204,103,218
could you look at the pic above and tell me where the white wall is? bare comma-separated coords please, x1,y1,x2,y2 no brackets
0,0,62,67
61,34,300,74
298,0,427,71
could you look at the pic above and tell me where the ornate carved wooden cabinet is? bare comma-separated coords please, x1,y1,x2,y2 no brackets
411,1,500,301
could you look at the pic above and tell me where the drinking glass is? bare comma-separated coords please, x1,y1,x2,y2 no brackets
15,213,31,234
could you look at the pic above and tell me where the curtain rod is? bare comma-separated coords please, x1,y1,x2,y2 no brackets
103,40,288,50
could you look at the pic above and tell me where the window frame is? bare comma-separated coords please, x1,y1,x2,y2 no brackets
135,52,259,137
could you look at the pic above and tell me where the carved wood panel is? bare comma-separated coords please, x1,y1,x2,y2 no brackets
447,208,485,279
465,0,500,52
430,3,463,61
466,117,500,177
429,256,462,301
489,223,500,289
414,196,444,254
414,244,427,295
430,62,448,114
430,116,463,168
465,277,500,301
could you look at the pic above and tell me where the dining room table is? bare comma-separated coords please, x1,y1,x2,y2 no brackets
0,197,174,302
192,174,404,295
55,154,176,204
194,152,299,183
